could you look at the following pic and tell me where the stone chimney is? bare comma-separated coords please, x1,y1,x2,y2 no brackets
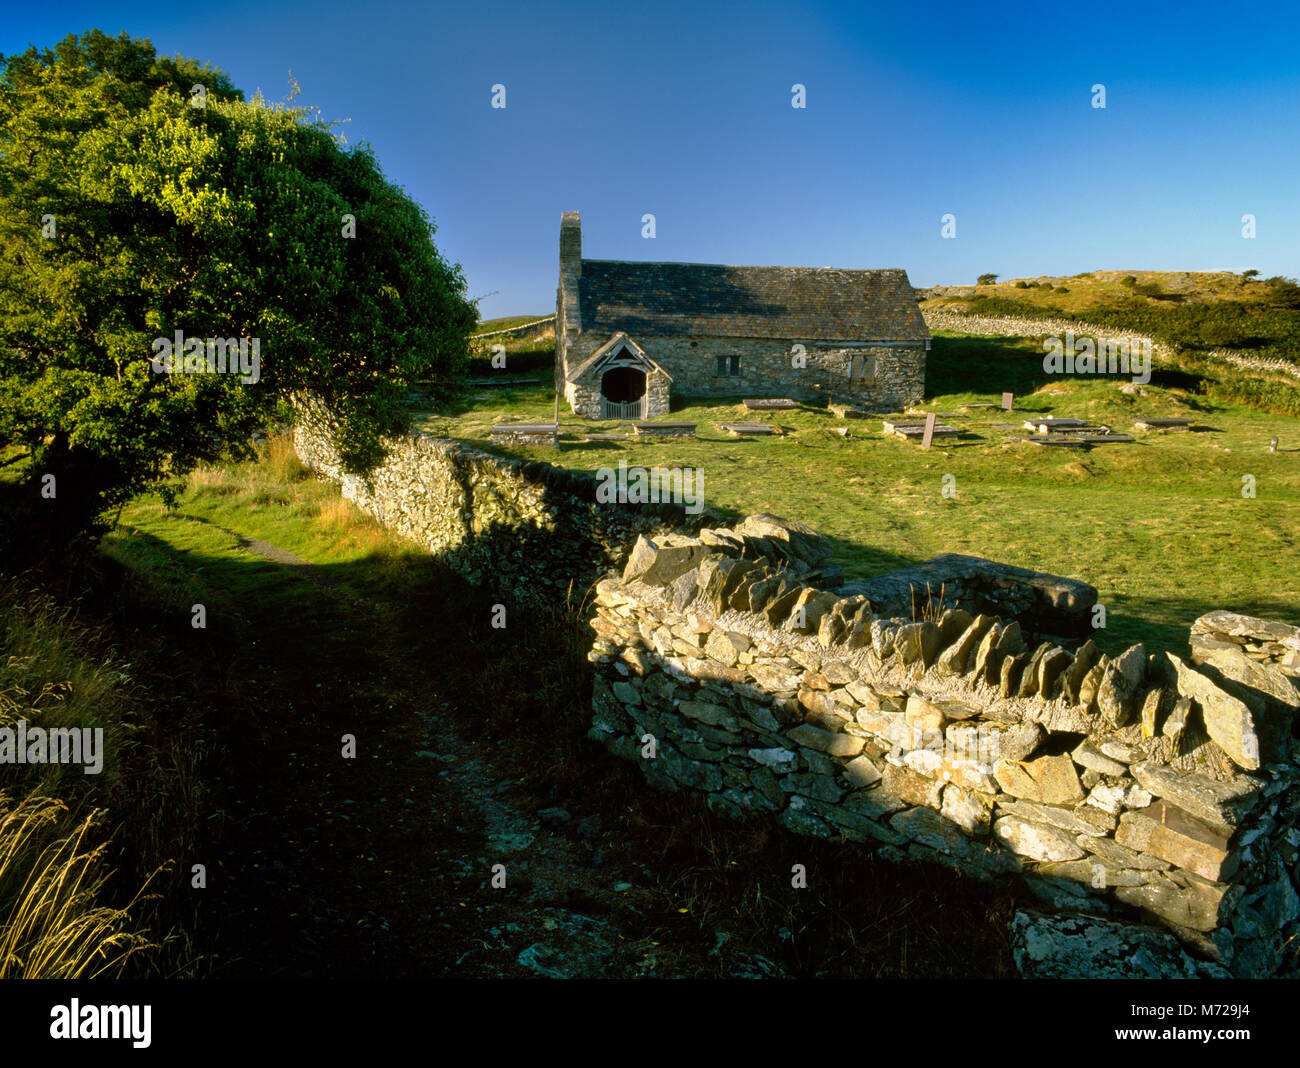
556,212,582,393
560,211,582,278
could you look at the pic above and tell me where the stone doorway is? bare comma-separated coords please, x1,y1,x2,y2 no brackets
600,366,647,420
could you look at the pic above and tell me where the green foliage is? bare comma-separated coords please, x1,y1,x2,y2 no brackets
965,288,1300,372
0,30,476,559
976,273,997,285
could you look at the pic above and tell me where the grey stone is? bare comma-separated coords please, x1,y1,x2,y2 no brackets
881,763,943,809
1129,762,1261,835
994,816,1086,862
1036,646,1074,700
937,614,996,677
1165,652,1261,770
1114,871,1235,933
890,807,974,857
941,784,995,835
1010,911,1230,978
1097,644,1146,728
1059,639,1099,704
997,798,1109,838
843,754,883,787
1078,831,1170,871
747,746,797,769
994,754,1085,804
1017,642,1054,698
1071,741,1128,777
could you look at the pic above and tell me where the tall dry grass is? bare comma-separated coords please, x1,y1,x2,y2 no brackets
0,791,162,978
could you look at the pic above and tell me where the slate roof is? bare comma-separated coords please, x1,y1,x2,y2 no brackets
567,332,673,383
577,260,929,342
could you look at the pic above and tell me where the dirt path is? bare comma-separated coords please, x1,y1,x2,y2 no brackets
198,517,672,978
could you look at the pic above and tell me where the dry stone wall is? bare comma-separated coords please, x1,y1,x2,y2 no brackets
292,416,698,607
921,308,1300,381
587,524,1300,977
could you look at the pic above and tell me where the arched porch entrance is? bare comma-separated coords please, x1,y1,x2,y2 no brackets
600,366,647,419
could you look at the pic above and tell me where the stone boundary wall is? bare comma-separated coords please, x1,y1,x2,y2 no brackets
471,316,557,342
921,308,1300,380
292,413,698,607
587,526,1300,977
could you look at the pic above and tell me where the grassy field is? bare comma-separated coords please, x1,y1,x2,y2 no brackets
418,332,1300,657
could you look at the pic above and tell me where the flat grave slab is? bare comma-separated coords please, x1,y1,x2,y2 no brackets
1021,435,1087,448
1075,433,1135,444
743,397,798,410
1134,418,1192,431
828,403,870,419
632,422,696,439
1024,417,1091,433
467,377,549,388
717,422,779,436
585,432,629,441
959,402,999,410
490,422,559,446
883,419,961,440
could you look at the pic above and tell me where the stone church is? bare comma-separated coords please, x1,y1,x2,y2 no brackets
555,212,929,420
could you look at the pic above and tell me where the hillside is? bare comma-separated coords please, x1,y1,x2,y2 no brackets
918,270,1300,372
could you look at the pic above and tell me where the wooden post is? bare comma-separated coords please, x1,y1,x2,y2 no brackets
922,411,936,449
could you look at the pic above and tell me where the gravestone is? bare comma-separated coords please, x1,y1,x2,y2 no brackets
922,412,937,449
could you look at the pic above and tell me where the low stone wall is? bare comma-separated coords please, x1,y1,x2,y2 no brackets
587,525,1300,977
1193,611,1300,677
921,307,1300,380
836,553,1098,643
292,417,698,607
470,316,556,343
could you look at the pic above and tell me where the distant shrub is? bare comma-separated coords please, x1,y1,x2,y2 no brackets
1263,276,1300,309
976,273,997,285
1056,286,1070,293
1037,281,1053,290
1120,275,1138,288
1242,269,1260,279
1014,281,1031,289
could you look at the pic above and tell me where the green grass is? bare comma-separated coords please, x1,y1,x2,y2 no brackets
415,333,1300,658
472,314,552,335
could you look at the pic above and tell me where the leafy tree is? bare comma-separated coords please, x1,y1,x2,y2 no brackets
0,30,476,560
976,273,997,285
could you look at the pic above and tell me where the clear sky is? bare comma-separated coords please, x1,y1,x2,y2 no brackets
5,0,1298,319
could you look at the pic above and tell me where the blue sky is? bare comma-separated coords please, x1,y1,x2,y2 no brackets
5,1,1298,319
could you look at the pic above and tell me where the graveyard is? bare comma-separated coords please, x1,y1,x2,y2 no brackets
414,330,1300,660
